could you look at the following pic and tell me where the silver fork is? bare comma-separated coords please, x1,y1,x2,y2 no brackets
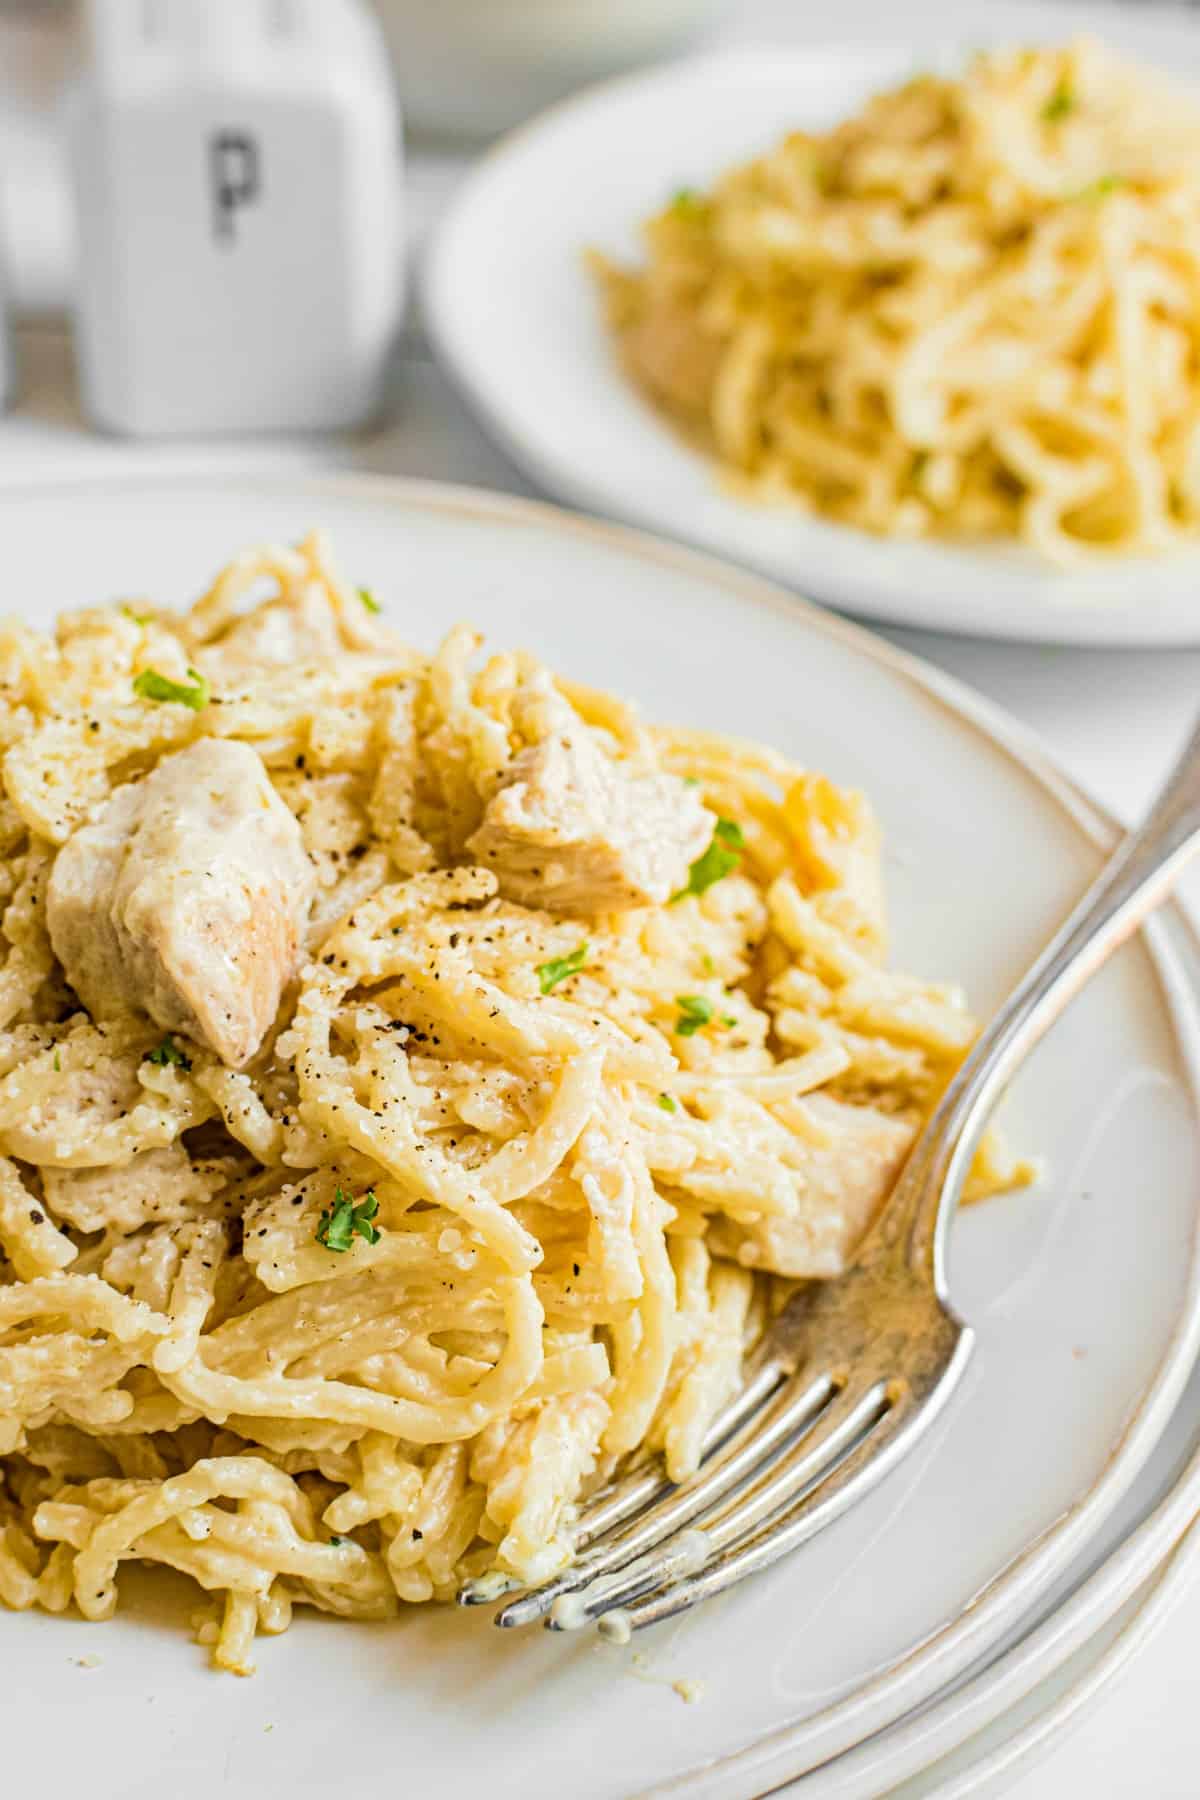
462,712,1200,1636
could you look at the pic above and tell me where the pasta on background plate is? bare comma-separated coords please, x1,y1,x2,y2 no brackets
596,40,1200,564
0,535,1030,1673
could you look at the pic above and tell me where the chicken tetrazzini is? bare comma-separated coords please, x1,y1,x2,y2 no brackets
596,40,1200,562
0,536,1030,1672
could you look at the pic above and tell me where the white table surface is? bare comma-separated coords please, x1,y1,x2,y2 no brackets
3,3,1200,1794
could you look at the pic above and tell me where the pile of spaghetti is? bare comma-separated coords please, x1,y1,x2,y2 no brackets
0,535,1027,1671
596,40,1200,561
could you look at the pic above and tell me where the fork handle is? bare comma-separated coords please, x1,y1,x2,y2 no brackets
897,710,1200,1281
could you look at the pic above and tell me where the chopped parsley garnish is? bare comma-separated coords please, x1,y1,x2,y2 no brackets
674,994,737,1037
132,666,210,711
673,817,745,901
668,187,707,219
357,586,381,615
1042,86,1074,123
121,604,152,627
316,1187,381,1253
52,1050,60,1073
146,1037,192,1071
328,1536,349,1547
675,995,714,1037
536,942,589,994
1070,173,1125,202
656,1093,678,1113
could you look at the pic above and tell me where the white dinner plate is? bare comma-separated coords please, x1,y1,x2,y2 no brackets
425,38,1200,647
3,473,1200,1800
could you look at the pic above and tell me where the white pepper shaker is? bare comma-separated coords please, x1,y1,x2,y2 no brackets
66,0,403,438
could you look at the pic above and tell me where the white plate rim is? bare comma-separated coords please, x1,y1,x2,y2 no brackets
423,41,1200,649
919,1522,1200,1799
3,468,1200,1795
797,1498,1200,1799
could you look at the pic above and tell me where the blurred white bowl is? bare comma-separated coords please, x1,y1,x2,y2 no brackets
370,0,722,137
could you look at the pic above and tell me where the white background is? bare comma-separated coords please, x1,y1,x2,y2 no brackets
2,2,1200,1793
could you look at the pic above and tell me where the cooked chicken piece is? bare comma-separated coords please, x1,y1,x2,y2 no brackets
708,1093,916,1278
41,1145,229,1234
46,739,314,1067
465,720,714,917
620,297,723,429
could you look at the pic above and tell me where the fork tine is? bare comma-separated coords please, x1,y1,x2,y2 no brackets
615,1401,916,1630
499,1373,836,1629
545,1377,890,1630
575,1357,788,1555
602,1333,974,1632
472,1358,788,1621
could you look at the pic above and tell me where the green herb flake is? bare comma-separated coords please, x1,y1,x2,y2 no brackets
656,1093,678,1113
52,1050,60,1073
536,942,589,994
121,604,153,627
357,586,382,615
132,666,210,712
1070,173,1125,203
673,817,745,901
146,1037,192,1072
675,994,715,1037
668,186,708,220
316,1187,382,1253
328,1536,349,1547
1042,86,1075,123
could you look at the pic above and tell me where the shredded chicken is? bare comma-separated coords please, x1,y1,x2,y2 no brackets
466,719,713,916
41,1146,231,1234
46,739,314,1068
708,1094,916,1278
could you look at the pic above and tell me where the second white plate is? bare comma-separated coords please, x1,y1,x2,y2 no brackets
426,39,1200,646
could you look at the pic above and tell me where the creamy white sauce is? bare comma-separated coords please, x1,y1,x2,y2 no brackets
674,1527,710,1575
549,1590,590,1632
463,1569,520,1604
596,1608,632,1645
618,1651,707,1706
